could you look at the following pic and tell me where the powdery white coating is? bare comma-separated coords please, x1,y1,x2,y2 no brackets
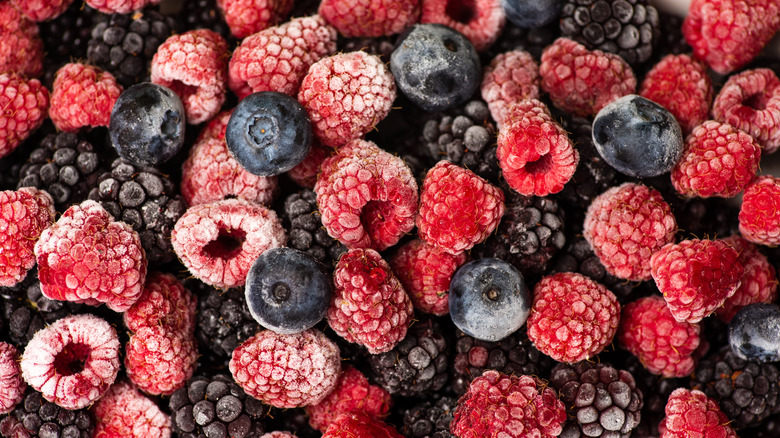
739,175,780,246
0,73,50,159
0,3,44,77
481,50,540,128
196,108,232,143
49,62,123,132
0,187,55,287
261,433,299,438
299,51,396,148
124,272,197,335
84,0,158,13
716,235,779,322
229,329,341,408
0,343,25,415
318,0,420,37
92,381,172,438
20,314,121,410
287,141,334,188
9,0,73,21
125,326,198,396
218,0,294,39
420,0,506,52
171,198,286,289
659,388,738,438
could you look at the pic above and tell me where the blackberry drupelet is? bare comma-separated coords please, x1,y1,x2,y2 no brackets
281,189,347,270
401,395,457,438
0,389,93,437
88,157,186,265
39,2,99,88
339,35,396,61
176,0,233,43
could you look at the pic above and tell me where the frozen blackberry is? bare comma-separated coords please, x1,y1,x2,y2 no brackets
176,0,232,43
339,35,395,61
368,318,449,398
88,157,186,265
281,189,347,270
170,374,268,438
0,388,93,438
39,2,99,89
559,0,660,65
401,395,457,438
488,22,560,61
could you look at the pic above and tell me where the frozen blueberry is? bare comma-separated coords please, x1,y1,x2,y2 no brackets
245,247,331,334
502,0,564,28
592,94,683,178
109,82,186,167
390,23,481,111
449,258,531,342
729,303,780,363
225,91,313,177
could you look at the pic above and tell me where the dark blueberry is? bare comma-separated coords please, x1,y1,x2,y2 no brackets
390,23,481,111
502,0,564,28
245,247,331,334
729,303,780,363
109,82,186,167
448,258,531,342
592,94,683,178
225,91,313,177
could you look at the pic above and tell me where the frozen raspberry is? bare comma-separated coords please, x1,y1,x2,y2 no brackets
151,29,230,125
84,0,158,14
287,141,334,188
671,120,761,199
327,248,413,354
125,325,198,396
20,314,121,410
298,51,396,148
229,328,341,408
323,411,403,438
0,343,25,415
527,272,620,363
389,239,468,316
716,235,778,322
450,370,567,438
540,37,637,117
306,365,393,432
171,198,286,289
315,139,418,251
682,0,780,75
619,295,706,377
92,381,172,438
712,68,780,154
0,2,44,77
420,0,506,52
0,187,55,287
49,62,123,132
659,388,738,438
738,175,780,246
583,182,677,282
229,15,338,99
196,108,232,142
497,99,578,197
417,161,505,255
218,0,293,38
639,54,713,134
10,0,73,21
480,50,540,129
651,238,744,323
124,272,197,334
319,0,420,37
261,433,298,438
34,200,147,313
0,73,49,159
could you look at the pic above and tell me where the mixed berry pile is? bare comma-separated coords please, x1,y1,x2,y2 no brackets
2,0,780,437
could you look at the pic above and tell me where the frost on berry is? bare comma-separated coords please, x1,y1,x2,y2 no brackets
85,0,158,14
420,0,506,51
0,3,44,77
716,235,779,322
0,187,55,287
92,381,172,438
0,73,50,159
219,0,294,39
660,388,738,438
124,272,197,334
287,141,334,188
9,0,73,21
318,0,421,37
49,62,123,132
481,50,540,128
125,326,198,396
739,175,780,246
0,343,25,415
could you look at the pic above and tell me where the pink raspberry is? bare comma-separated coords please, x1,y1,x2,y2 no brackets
124,272,197,334
0,73,49,159
10,0,73,21
716,235,778,322
84,0,159,14
480,50,540,128
92,381,172,438
287,141,334,188
218,0,294,39
315,139,418,251
738,175,780,246
298,51,396,148
20,314,121,410
196,108,232,142
151,29,230,125
0,343,25,415
229,15,338,99
171,198,286,289
229,328,341,408
659,388,738,438
420,0,506,52
323,411,404,438
0,2,44,77
125,325,198,396
318,0,421,37
261,433,298,438
34,200,147,312
0,187,55,287
49,62,123,132
328,248,414,354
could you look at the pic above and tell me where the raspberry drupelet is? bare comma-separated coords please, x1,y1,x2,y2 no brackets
716,235,779,322
659,388,738,438
0,187,55,287
218,0,294,39
480,49,540,129
0,73,50,160
323,411,403,437
318,0,421,37
739,175,780,246
0,343,25,415
48,62,123,132
0,2,44,77
92,381,172,438
84,0,159,14
420,0,506,52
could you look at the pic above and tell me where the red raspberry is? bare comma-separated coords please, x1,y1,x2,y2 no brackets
124,272,197,334
315,139,418,251
659,388,738,438
323,411,403,438
527,272,620,363
171,198,286,289
0,2,43,77
92,381,172,438
34,200,147,313
327,248,413,354
10,0,73,21
229,328,341,408
151,29,230,125
670,120,761,199
619,295,705,377
417,161,505,255
583,183,677,281
49,62,123,132
0,187,55,287
497,99,579,197
0,73,49,159
84,0,158,14
682,0,780,75
20,314,121,410
306,365,393,432
261,433,298,438
125,326,198,396
716,235,778,322
712,68,780,154
389,238,468,316
651,238,744,323
0,343,25,415
218,0,293,39
540,37,637,117
639,54,713,134
738,175,780,246
480,50,540,128
228,15,338,99
319,0,420,37
420,0,506,52
450,370,567,438
298,51,396,148
287,141,334,188
196,108,232,142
